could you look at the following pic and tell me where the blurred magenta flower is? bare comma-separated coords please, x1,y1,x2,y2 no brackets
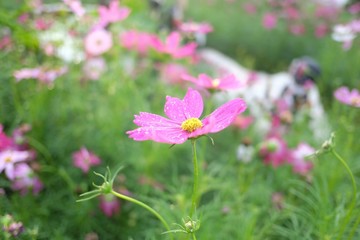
84,29,113,56
0,125,13,151
259,135,290,167
289,143,314,175
0,150,30,180
262,13,277,30
99,194,120,217
314,23,328,38
127,88,247,144
63,0,85,17
72,147,101,173
182,73,242,91
97,0,130,28
334,86,360,107
151,32,197,59
11,163,43,195
232,115,254,130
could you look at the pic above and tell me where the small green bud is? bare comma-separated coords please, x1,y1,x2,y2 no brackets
184,219,200,233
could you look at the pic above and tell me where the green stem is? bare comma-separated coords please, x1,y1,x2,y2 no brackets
110,190,172,236
331,149,357,240
190,139,199,217
192,233,197,240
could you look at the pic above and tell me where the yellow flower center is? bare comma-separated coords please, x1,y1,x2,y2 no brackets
5,156,12,163
181,118,203,132
212,79,220,88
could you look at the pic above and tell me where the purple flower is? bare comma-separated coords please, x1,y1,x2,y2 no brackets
127,88,247,144
11,163,43,195
72,147,101,173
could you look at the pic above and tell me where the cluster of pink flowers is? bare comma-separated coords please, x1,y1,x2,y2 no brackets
243,0,347,38
13,67,67,85
0,124,43,195
120,31,197,59
258,134,314,175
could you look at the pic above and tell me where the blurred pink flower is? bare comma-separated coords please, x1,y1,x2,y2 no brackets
158,63,189,85
334,86,360,107
232,115,254,130
99,194,120,217
127,88,247,144
259,135,290,167
285,7,300,20
13,67,67,85
348,2,360,14
182,73,242,91
151,32,197,59
315,23,328,38
0,35,12,49
63,0,85,17
289,24,305,35
262,13,277,30
34,18,52,31
178,22,213,34
0,150,30,180
83,57,107,80
97,0,130,28
84,29,113,56
243,3,257,14
72,147,101,173
120,30,157,54
289,143,314,175
11,163,43,195
0,125,13,151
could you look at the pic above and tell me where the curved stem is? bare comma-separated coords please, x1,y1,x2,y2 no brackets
331,149,357,240
111,190,172,236
190,139,199,217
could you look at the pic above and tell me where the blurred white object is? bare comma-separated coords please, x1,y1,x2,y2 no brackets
198,48,330,141
331,24,356,42
315,0,349,8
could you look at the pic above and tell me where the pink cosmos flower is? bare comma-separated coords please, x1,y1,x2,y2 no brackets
97,0,130,28
288,143,314,175
151,32,197,59
120,30,157,54
0,150,30,180
178,22,213,34
99,194,120,217
0,35,12,49
182,73,242,91
84,29,113,56
72,147,101,173
348,2,360,14
11,163,43,195
262,13,277,30
126,88,247,144
334,86,360,107
259,135,290,167
63,0,85,17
